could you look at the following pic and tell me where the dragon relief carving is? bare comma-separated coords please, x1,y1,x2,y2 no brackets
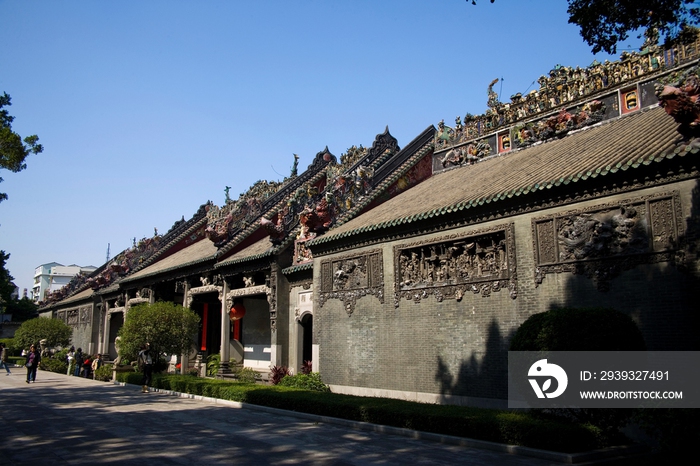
557,205,648,261
394,225,517,307
533,193,684,290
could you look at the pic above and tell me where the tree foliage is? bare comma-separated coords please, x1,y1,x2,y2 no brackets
117,301,200,363
0,251,15,305
468,1,700,55
13,317,72,351
0,251,38,321
0,92,43,202
567,0,700,54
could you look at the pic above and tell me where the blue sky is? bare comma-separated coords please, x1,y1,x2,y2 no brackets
0,0,642,295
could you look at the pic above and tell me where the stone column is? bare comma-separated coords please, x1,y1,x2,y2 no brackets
180,281,191,373
219,280,230,374
101,301,111,356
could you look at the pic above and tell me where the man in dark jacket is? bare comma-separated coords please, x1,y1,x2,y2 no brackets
74,348,84,376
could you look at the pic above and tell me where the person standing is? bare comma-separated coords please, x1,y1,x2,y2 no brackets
73,348,83,376
91,354,102,379
66,346,75,376
0,342,11,375
25,344,41,383
138,343,153,393
82,354,92,378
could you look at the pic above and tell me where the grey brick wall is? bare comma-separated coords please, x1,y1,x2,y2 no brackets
314,182,700,403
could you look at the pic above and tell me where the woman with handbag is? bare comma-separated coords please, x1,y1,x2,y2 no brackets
25,344,41,384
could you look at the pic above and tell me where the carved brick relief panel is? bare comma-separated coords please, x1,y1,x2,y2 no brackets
61,305,92,327
318,249,384,315
533,191,683,290
393,223,517,307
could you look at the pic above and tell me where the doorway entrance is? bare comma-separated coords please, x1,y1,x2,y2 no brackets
300,313,313,365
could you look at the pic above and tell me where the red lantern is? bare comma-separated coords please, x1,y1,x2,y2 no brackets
229,302,246,321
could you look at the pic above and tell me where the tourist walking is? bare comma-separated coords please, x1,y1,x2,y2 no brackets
73,348,83,376
138,343,153,393
25,344,41,383
0,342,11,375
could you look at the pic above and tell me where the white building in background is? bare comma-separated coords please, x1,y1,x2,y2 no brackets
32,263,97,303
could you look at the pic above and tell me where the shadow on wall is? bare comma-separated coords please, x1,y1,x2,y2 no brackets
557,179,700,351
433,179,700,401
434,319,515,401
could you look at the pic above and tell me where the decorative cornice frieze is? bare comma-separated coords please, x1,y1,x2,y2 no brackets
224,284,270,309
185,284,224,308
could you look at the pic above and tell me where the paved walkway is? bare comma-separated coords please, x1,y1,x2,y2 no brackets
0,369,638,465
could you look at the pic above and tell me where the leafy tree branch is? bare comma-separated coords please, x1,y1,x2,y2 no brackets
467,0,700,54
0,92,43,202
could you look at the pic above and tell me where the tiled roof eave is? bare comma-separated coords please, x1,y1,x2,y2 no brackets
309,136,696,248
214,249,275,268
331,140,435,229
282,262,313,275
119,254,217,284
216,163,332,257
131,217,209,274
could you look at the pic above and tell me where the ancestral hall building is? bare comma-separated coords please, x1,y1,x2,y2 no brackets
40,36,700,408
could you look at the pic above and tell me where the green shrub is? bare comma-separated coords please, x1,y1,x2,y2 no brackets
206,353,220,376
116,371,143,385
634,408,697,460
117,302,200,365
278,372,330,392
0,338,17,355
13,317,72,350
510,307,645,443
8,356,24,366
94,363,114,382
40,357,67,374
228,361,258,383
54,347,69,364
236,367,258,384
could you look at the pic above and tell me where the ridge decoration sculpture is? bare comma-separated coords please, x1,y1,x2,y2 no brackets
206,179,284,246
295,140,397,238
434,32,700,160
264,147,375,245
655,64,700,137
261,130,400,252
40,233,162,306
